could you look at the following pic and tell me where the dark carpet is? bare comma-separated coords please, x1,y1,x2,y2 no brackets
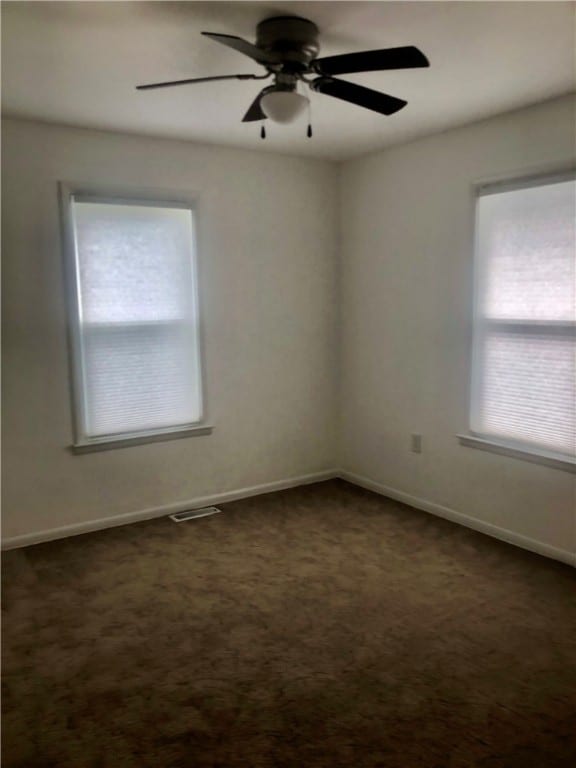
2,479,576,768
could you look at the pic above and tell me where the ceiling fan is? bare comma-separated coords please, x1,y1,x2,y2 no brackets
136,16,429,134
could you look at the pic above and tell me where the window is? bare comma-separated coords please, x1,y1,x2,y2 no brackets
63,189,209,450
467,172,575,467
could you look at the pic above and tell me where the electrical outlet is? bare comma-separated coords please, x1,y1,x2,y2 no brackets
411,433,423,453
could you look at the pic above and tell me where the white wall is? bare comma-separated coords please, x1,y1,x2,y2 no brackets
339,94,576,559
1,118,338,540
3,97,575,559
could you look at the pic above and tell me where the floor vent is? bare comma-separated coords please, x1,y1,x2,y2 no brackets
169,506,221,523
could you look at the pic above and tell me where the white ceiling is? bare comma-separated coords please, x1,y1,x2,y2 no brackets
2,1,575,160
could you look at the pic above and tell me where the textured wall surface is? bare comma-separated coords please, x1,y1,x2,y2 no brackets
339,94,576,557
2,118,338,539
3,97,575,555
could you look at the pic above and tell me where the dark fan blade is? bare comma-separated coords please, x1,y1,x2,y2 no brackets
242,87,273,122
315,46,429,76
311,77,407,116
202,32,277,65
137,73,266,91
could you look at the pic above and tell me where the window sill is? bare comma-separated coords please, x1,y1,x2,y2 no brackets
71,425,214,454
457,434,575,473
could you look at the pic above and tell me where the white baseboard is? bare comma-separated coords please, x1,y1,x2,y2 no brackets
1,469,339,550
4,468,573,568
339,470,576,568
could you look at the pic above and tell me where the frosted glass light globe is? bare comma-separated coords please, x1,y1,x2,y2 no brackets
260,91,309,124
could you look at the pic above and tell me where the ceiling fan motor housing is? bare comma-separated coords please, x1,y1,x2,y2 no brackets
256,17,320,71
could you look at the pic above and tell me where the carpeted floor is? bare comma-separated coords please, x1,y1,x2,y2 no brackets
2,479,576,768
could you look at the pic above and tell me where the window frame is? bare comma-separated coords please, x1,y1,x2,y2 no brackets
459,166,576,473
59,182,212,453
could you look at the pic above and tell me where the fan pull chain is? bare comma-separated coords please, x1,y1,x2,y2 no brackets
260,124,266,139
306,98,313,138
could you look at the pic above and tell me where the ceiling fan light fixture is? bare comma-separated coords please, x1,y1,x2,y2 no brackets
260,90,309,123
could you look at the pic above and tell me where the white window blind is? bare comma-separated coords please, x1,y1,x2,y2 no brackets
471,175,576,460
69,197,203,443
